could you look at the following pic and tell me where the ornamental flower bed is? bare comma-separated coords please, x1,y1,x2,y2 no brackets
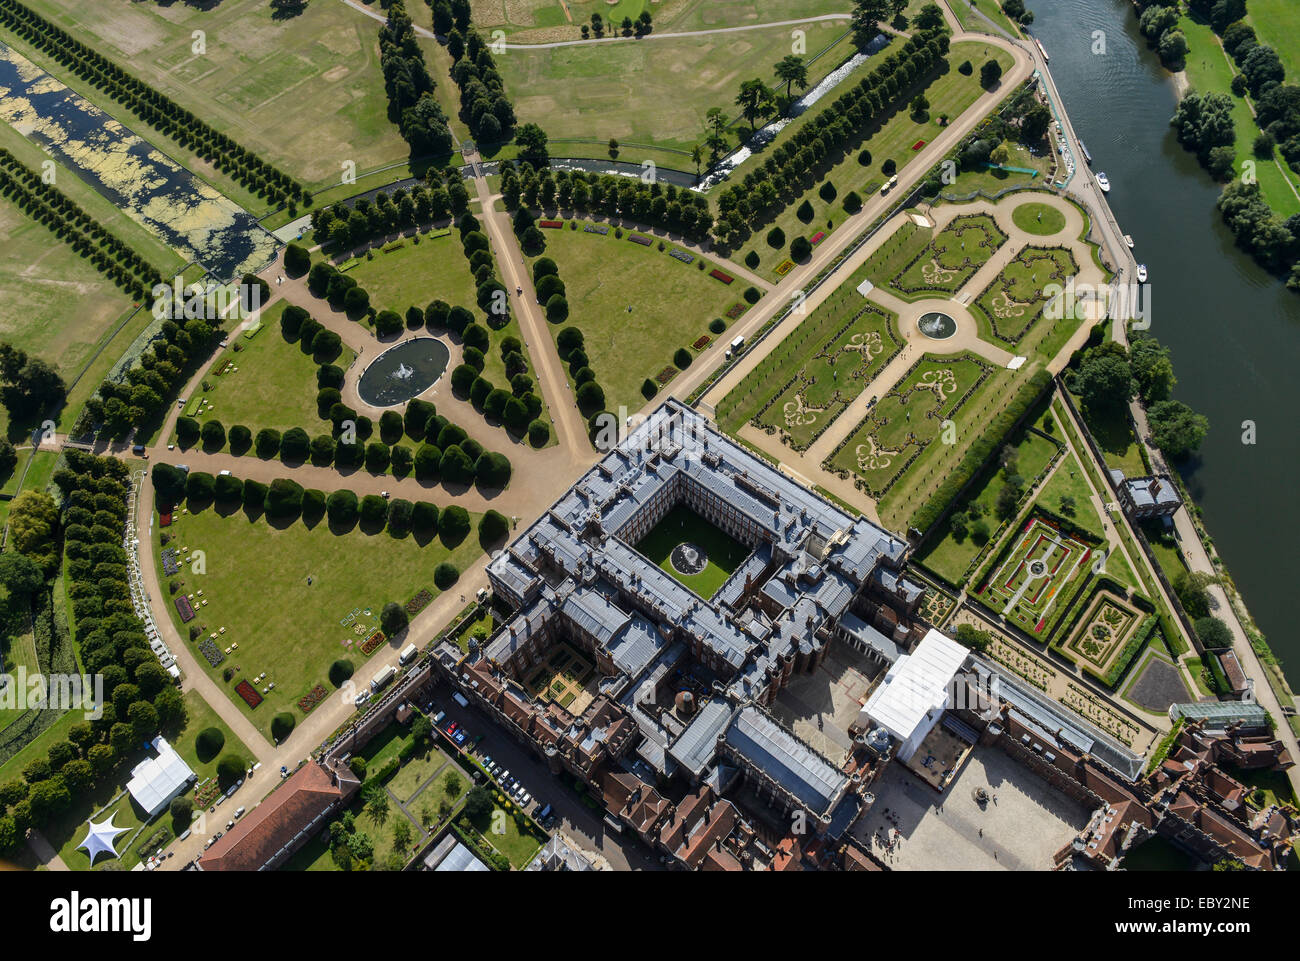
405,588,434,617
628,233,651,246
724,302,749,320
198,638,224,668
539,219,563,228
235,680,263,709
669,249,694,264
774,259,796,276
692,335,711,350
655,365,678,385
297,684,328,715
810,231,826,245
583,223,610,235
709,268,734,284
360,630,387,656
175,595,195,622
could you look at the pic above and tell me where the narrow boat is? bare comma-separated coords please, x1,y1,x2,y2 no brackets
1079,140,1092,165
1035,37,1049,62
1096,171,1110,192
1136,264,1148,283
1123,234,1134,249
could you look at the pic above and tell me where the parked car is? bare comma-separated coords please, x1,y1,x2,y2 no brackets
453,729,468,746
433,710,447,725
445,721,458,735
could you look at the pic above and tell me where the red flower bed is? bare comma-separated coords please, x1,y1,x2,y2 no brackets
709,268,734,284
724,302,749,320
655,366,678,385
159,512,172,527
405,589,433,616
175,596,195,622
360,630,387,656
297,684,328,715
235,681,263,709
912,139,926,150
628,233,651,246
692,335,711,350
810,231,825,245
539,219,563,228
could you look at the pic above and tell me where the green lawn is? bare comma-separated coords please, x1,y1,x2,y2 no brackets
497,19,852,155
1179,15,1300,217
182,300,356,440
342,232,478,329
1246,0,1300,79
634,504,751,599
1011,200,1066,235
950,0,1023,40
913,410,1060,585
527,222,743,415
739,40,1017,278
1071,390,1147,478
153,498,485,738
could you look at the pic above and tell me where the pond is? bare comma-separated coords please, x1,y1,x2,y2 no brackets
0,41,277,280
917,311,956,340
356,338,450,407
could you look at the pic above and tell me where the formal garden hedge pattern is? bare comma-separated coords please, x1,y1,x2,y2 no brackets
887,213,1009,297
971,244,1078,345
825,352,994,497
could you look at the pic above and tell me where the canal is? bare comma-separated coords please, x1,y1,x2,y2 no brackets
1031,0,1300,685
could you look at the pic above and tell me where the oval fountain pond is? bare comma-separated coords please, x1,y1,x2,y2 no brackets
918,311,957,340
356,338,451,407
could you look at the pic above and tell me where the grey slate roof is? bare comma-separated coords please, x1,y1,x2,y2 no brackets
724,705,847,813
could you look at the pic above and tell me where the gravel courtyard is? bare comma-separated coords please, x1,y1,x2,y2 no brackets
854,744,1092,870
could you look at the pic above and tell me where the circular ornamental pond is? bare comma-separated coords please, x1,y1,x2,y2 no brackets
917,311,957,340
356,338,450,407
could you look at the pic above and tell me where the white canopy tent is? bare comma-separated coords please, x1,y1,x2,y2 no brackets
127,736,196,818
861,628,969,761
78,814,127,865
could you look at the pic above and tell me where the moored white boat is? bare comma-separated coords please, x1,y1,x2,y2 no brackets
1136,264,1148,283
1096,171,1110,192
1124,234,1134,249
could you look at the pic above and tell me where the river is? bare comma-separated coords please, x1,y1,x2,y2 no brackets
1030,0,1300,686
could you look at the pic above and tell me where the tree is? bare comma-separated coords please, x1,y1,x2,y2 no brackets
735,78,774,134
479,509,510,544
912,2,946,31
774,55,808,106
1073,347,1134,416
381,601,409,636
0,344,66,422
1158,28,1188,66
515,123,549,166
1148,399,1208,459
440,504,471,544
464,784,494,820
170,796,195,824
851,0,892,47
283,243,310,275
1174,570,1215,620
1129,336,1176,403
8,490,59,575
980,58,1003,89
1194,616,1233,649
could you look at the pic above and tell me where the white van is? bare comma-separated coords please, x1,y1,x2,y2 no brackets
452,691,470,709
398,643,418,666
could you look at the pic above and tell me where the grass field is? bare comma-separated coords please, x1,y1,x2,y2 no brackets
1011,201,1065,235
1071,389,1146,477
18,0,417,198
739,40,1016,277
912,406,1059,585
1178,14,1300,217
718,261,902,448
950,0,1022,40
497,19,851,155
154,499,484,738
0,195,137,439
527,221,741,415
184,301,356,440
1246,0,1300,79
827,352,994,496
635,504,750,598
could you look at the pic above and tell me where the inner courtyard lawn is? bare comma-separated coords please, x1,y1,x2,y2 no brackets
527,223,741,415
739,39,1017,278
635,504,751,599
153,500,485,738
182,300,356,440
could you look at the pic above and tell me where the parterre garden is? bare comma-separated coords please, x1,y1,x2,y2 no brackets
970,244,1077,346
970,513,1095,637
885,213,1008,299
825,352,994,497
